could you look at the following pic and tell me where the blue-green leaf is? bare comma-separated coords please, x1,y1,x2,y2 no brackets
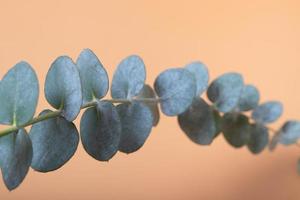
178,98,220,145
80,101,121,161
76,49,109,104
45,56,82,121
117,102,153,153
154,68,196,116
0,129,32,190
111,55,146,99
185,61,209,96
277,121,300,145
222,113,250,148
0,62,39,125
29,110,79,172
237,85,260,111
207,73,244,113
136,84,160,126
251,101,283,124
247,124,269,154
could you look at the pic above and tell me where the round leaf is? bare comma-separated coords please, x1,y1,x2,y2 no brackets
0,61,39,125
45,56,82,121
80,101,121,161
111,55,146,99
29,110,79,172
237,85,260,111
136,84,160,126
178,98,220,145
277,121,300,145
154,68,196,116
251,101,283,124
117,102,153,153
76,49,109,104
247,124,269,154
185,61,209,96
0,129,32,190
207,73,244,113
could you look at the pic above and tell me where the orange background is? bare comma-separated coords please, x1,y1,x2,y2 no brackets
0,0,300,199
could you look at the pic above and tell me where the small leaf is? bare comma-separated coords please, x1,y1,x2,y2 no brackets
136,84,160,126
178,98,220,145
207,73,244,113
117,102,153,153
80,101,121,161
154,68,196,116
277,121,300,145
238,85,260,111
45,56,82,121
76,49,109,104
0,61,39,125
0,129,32,190
29,110,79,172
251,101,283,124
222,113,250,148
247,124,269,154
111,55,146,99
185,61,209,96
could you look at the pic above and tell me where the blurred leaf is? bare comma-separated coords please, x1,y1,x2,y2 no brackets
45,56,82,121
222,113,250,148
237,85,260,111
80,101,121,161
76,49,109,104
251,101,283,124
207,73,244,113
29,110,79,172
0,62,39,125
247,124,269,154
136,84,160,126
185,61,209,96
154,68,196,116
0,129,32,190
111,55,145,99
117,102,153,153
277,121,300,145
178,98,220,145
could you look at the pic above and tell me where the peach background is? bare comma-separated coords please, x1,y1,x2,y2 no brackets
0,0,300,199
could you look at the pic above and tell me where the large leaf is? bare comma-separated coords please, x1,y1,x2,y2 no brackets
0,61,39,125
0,129,32,190
136,84,160,126
154,68,196,116
80,101,121,161
185,61,209,96
237,85,260,111
111,55,146,99
76,49,109,104
247,124,269,154
45,56,82,121
117,102,153,153
222,113,250,148
251,101,283,124
207,73,244,113
178,98,221,145
29,110,79,172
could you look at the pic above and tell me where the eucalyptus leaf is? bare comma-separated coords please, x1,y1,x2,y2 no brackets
76,49,109,104
111,55,146,99
237,85,260,111
277,121,300,145
45,56,82,121
222,113,250,148
247,124,269,154
0,61,39,125
154,68,196,116
29,110,79,172
0,129,32,190
117,102,153,153
178,98,220,145
207,73,244,113
136,84,160,126
251,101,283,124
80,101,121,161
